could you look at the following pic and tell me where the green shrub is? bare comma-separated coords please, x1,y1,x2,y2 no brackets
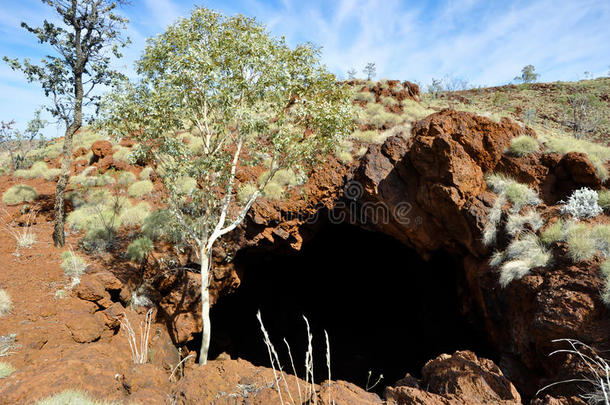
0,361,14,379
401,99,433,122
60,251,87,278
592,224,610,257
95,173,115,186
70,173,98,187
262,182,284,200
66,191,86,208
505,209,543,236
117,171,137,185
0,289,12,317
139,167,153,180
540,219,564,246
142,209,182,242
566,223,596,261
504,182,540,210
380,96,398,107
508,135,539,156
486,173,540,212
14,161,60,180
128,180,154,197
2,184,38,205
36,390,111,405
273,169,300,186
176,176,197,194
598,189,610,211
355,146,368,158
112,146,132,163
353,91,375,103
120,202,151,227
334,139,354,163
381,123,412,140
497,233,551,287
351,130,386,144
126,237,153,263
358,103,403,129
237,183,258,204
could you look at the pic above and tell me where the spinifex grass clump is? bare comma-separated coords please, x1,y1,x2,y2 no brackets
126,237,153,263
508,135,539,156
2,184,38,205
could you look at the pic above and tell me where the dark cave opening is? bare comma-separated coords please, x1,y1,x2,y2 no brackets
208,222,494,393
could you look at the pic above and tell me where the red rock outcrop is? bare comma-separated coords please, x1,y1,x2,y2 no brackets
140,108,609,402
384,351,521,404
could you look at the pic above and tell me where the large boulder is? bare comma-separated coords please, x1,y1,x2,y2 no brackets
384,351,521,405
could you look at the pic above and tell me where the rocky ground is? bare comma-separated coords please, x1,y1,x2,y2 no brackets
1,79,609,404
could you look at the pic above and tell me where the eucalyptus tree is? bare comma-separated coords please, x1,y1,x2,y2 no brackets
363,62,377,81
101,7,356,364
4,0,129,247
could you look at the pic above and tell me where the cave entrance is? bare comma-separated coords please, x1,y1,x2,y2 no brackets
209,222,493,392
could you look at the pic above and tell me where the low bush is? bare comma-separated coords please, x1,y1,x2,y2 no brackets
351,129,386,144
540,219,564,246
380,96,398,107
496,233,551,287
561,187,602,219
334,138,353,162
358,103,403,129
95,173,115,186
483,193,506,246
120,202,151,227
142,209,182,243
353,91,375,103
0,289,12,317
126,237,154,263
381,123,412,140
117,171,136,185
2,184,38,205
60,251,88,278
112,146,132,163
176,176,197,194
508,135,539,156
262,182,285,200
401,99,434,122
0,361,14,379
485,173,540,212
565,222,596,261
505,209,543,236
139,167,153,180
592,224,610,257
598,189,610,211
128,180,154,197
14,161,60,180
66,191,86,208
237,183,258,205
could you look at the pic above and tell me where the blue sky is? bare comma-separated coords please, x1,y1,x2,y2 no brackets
1,0,609,138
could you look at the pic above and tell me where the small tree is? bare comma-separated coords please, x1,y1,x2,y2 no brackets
4,0,129,247
363,62,376,81
514,65,539,83
347,68,357,80
101,7,356,365
0,110,47,170
562,89,605,139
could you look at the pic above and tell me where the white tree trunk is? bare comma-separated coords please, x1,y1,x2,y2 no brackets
199,248,211,365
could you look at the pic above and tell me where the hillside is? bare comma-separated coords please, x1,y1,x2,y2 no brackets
1,78,610,404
